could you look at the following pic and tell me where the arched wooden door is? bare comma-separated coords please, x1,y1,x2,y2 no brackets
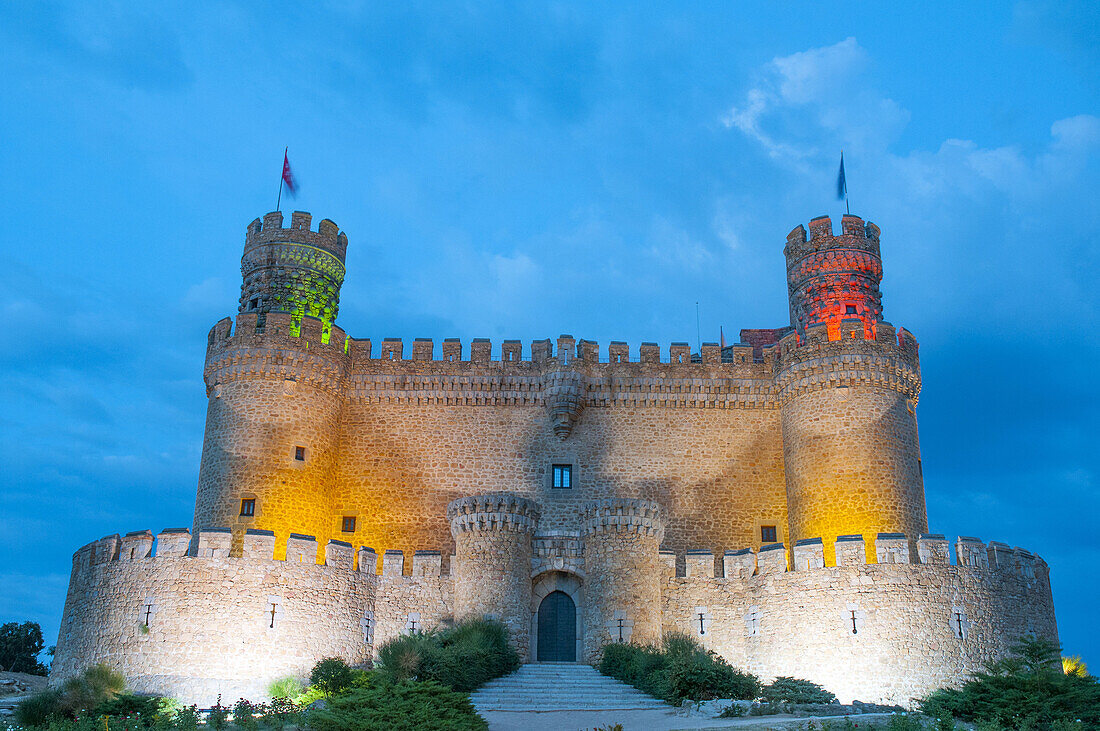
536,590,577,661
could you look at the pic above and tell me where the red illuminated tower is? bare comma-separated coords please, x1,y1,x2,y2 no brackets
785,214,883,340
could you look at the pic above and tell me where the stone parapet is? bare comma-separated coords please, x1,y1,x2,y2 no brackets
772,323,921,405
446,493,541,536
580,499,666,541
659,533,1050,582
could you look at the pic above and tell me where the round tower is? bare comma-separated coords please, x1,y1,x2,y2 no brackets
786,214,883,340
240,210,348,341
580,499,666,662
448,494,540,660
778,216,926,563
193,212,350,559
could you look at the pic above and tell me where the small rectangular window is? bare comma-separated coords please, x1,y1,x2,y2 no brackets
294,446,306,461
342,516,356,533
240,499,256,517
761,525,777,543
249,298,260,310
552,464,572,489
845,304,857,314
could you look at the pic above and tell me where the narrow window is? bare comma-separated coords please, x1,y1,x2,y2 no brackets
294,446,306,461
249,298,260,310
240,498,256,517
342,516,356,533
845,304,857,314
760,525,777,543
552,464,572,489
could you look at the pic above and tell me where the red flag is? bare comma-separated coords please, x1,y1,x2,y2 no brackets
281,150,298,198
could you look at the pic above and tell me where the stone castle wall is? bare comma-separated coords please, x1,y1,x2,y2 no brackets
661,536,1057,705
50,530,451,706
52,524,1056,708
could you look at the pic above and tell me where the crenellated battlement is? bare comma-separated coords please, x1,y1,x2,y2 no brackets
784,214,881,263
581,498,666,540
447,493,542,535
660,533,1050,582
244,211,348,263
772,319,921,403
69,528,457,578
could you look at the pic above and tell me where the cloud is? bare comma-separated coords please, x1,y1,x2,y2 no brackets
721,38,909,163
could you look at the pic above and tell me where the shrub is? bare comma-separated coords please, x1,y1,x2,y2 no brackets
598,633,759,705
173,704,201,731
91,693,162,720
761,676,838,704
207,694,230,730
233,698,264,730
59,663,126,716
1062,655,1088,677
14,688,67,727
268,676,304,699
375,618,519,692
305,679,487,731
310,657,355,696
15,664,128,726
921,635,1100,729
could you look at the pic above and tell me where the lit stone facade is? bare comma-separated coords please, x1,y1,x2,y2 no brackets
51,211,1058,706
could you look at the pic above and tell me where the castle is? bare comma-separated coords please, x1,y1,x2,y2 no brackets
50,210,1058,706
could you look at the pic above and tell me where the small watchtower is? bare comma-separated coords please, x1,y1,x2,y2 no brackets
239,211,349,341
784,214,882,340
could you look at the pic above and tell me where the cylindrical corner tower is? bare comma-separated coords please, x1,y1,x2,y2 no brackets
580,499,666,662
193,212,350,559
240,210,348,341
448,494,541,660
778,216,926,563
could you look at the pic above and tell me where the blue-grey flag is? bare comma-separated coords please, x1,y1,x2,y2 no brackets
837,153,847,200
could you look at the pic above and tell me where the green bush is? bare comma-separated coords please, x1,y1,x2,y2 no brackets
310,657,355,696
598,632,759,705
207,695,230,730
267,676,304,699
375,618,519,692
305,679,487,731
761,676,838,704
921,635,1100,729
15,664,129,726
14,688,67,727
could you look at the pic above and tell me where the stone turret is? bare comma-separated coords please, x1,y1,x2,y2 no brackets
778,216,926,563
580,499,666,661
239,211,348,341
785,214,883,340
448,494,541,660
192,212,350,559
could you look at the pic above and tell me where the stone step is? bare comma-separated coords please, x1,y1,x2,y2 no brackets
471,663,668,713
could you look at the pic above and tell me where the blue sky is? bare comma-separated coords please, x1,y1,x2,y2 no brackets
1,1,1097,668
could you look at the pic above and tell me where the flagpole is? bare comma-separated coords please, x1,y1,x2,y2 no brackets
695,302,701,354
276,146,286,212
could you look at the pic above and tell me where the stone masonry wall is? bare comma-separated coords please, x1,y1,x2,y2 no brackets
581,499,666,662
52,532,376,706
195,313,348,559
661,537,1057,706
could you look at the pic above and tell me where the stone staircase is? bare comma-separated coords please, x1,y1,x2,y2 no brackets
471,663,669,712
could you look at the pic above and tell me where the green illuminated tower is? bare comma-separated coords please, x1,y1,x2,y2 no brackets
240,210,348,341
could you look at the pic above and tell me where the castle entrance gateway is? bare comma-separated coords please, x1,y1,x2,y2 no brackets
537,591,576,661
